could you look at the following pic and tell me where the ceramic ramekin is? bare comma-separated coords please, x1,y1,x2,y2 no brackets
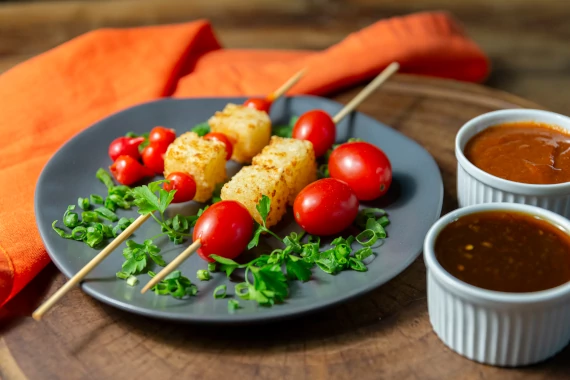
456,109,570,217
424,202,570,366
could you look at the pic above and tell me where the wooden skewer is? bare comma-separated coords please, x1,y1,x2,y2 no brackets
141,239,202,294
32,213,152,321
332,62,400,124
266,68,307,101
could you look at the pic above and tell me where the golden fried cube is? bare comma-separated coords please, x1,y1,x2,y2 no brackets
208,103,271,164
220,165,288,227
163,132,226,202
252,136,317,205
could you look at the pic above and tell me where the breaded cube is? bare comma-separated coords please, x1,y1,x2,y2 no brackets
252,136,317,205
208,103,271,164
221,165,288,227
164,132,227,202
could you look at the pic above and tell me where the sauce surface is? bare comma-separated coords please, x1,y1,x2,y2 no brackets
435,211,570,293
465,121,570,184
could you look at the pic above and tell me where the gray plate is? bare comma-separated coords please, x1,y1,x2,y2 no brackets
35,96,443,324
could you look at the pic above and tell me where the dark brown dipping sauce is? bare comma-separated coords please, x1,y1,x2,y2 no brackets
435,211,570,293
464,121,570,184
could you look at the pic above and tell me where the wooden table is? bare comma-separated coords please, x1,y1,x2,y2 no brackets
2,74,569,380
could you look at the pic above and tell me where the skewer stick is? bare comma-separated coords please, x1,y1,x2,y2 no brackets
332,62,399,124
141,239,202,294
32,213,152,321
266,68,307,101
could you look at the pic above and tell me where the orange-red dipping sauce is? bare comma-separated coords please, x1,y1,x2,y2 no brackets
465,121,570,184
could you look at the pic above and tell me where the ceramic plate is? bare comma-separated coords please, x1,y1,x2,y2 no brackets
35,96,443,323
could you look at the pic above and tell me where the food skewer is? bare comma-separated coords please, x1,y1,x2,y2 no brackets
243,68,306,112
32,70,309,321
32,213,152,321
141,62,400,292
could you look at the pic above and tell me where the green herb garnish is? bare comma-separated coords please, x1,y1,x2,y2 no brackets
147,270,198,298
191,122,210,136
197,269,211,281
228,299,241,313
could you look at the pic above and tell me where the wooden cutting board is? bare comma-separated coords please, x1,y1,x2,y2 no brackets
1,74,567,380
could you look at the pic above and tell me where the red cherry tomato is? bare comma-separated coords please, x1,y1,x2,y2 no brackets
292,110,336,157
293,178,359,236
141,142,169,174
149,126,176,146
109,155,154,186
108,136,145,162
244,98,272,113
193,201,254,262
204,132,234,160
328,142,392,201
163,172,197,203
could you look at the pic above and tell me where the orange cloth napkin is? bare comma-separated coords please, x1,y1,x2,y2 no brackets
0,12,488,307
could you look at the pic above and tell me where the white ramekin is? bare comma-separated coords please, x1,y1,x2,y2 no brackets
456,109,570,217
424,202,570,366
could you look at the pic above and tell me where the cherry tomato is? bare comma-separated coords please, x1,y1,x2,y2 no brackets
163,172,197,203
148,126,176,146
141,142,169,174
204,132,234,160
108,136,145,162
293,178,359,236
193,201,254,262
244,98,272,113
292,110,336,157
109,155,154,186
328,142,392,201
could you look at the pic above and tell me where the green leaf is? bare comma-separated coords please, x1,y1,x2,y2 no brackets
285,256,313,282
256,195,271,227
251,265,288,304
197,269,211,281
104,197,118,212
247,226,263,250
228,299,241,313
213,284,227,299
116,271,130,280
96,168,115,191
158,188,175,214
94,207,118,222
90,194,104,205
130,185,161,215
52,220,72,239
209,255,241,277
208,262,217,272
191,122,210,136
109,194,131,209
117,217,134,230
78,197,90,210
318,164,330,179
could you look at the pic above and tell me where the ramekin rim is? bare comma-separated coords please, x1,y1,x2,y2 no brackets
424,202,570,304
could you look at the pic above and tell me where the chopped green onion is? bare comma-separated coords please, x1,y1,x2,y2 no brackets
354,247,373,260
228,299,241,313
85,229,103,248
197,269,211,281
81,211,99,223
213,284,227,299
355,229,378,247
96,168,115,191
116,271,130,280
94,207,118,222
104,197,117,212
63,205,79,228
71,226,87,241
90,194,104,205
126,276,139,287
208,262,217,272
78,197,90,210
51,221,72,239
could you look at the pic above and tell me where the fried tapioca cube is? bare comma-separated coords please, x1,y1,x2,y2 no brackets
220,165,288,227
252,136,317,205
208,103,271,164
163,132,227,202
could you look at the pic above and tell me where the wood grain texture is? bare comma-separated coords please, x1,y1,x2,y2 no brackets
1,0,570,112
2,74,569,380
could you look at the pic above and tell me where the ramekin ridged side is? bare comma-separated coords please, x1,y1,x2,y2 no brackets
424,203,570,367
455,109,570,217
